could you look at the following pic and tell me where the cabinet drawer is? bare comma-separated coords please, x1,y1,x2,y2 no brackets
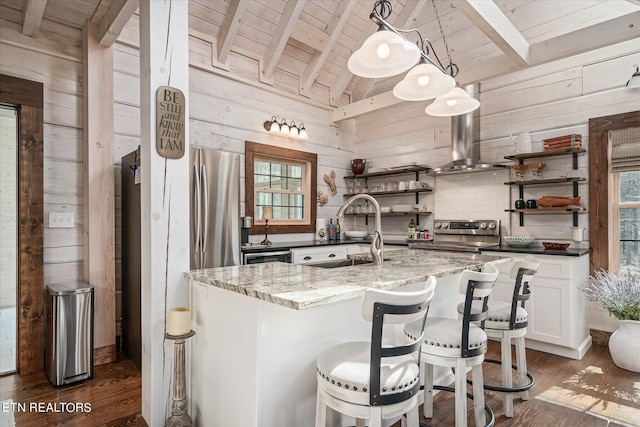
290,247,348,264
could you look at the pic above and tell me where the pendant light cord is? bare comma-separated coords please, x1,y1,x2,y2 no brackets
431,0,458,78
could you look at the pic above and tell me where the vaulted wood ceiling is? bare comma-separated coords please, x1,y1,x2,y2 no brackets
4,0,640,120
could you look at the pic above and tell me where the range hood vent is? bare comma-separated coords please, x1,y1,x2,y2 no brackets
431,85,508,175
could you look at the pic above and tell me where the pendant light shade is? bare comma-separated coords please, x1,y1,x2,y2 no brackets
393,63,456,101
348,30,421,78
425,87,480,117
627,67,640,89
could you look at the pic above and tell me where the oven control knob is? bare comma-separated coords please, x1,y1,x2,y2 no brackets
442,222,449,229
480,222,487,229
435,222,441,229
488,223,496,230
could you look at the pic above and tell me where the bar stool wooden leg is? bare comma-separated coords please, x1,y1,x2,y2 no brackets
369,408,382,427
455,358,468,427
515,336,529,401
472,364,486,427
502,332,514,418
315,384,327,427
356,418,365,427
422,362,434,419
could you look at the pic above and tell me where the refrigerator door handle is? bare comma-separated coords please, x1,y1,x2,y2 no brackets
201,164,209,256
193,163,202,260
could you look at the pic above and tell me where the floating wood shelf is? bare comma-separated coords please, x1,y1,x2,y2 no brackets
344,188,432,197
505,207,586,213
344,166,431,179
504,147,586,161
344,211,433,217
504,177,587,186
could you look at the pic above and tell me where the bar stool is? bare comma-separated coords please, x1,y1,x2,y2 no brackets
315,277,436,427
405,264,499,427
460,256,539,418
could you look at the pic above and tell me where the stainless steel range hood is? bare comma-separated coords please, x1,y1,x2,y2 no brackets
432,85,508,175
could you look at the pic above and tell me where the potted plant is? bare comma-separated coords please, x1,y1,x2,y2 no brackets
581,269,640,372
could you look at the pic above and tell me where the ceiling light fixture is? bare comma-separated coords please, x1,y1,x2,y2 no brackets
263,117,308,140
627,66,640,89
349,0,479,116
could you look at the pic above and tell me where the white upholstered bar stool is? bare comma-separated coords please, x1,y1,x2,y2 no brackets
460,256,539,418
405,264,499,427
315,277,436,427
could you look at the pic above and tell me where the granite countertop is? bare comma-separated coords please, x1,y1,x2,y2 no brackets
482,244,590,257
186,249,508,310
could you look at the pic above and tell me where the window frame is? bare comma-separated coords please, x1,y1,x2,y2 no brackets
245,141,317,235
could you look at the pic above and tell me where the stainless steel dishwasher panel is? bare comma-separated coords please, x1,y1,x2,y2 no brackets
45,281,94,386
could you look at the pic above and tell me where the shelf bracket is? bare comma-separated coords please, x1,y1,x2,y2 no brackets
573,211,578,227
572,152,578,170
519,212,524,227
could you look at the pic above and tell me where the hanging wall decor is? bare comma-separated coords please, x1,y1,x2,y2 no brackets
156,86,186,159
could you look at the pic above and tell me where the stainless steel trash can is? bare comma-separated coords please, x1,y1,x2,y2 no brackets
45,281,94,386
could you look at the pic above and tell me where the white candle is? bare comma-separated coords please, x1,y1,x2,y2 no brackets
167,307,191,336
262,206,273,220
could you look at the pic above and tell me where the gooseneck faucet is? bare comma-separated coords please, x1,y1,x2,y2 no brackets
337,194,384,266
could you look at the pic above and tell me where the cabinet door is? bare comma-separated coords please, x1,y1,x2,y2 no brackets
290,246,348,264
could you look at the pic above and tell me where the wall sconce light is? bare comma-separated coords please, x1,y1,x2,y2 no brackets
263,116,309,140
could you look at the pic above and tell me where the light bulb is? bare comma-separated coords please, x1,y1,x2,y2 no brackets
446,99,457,107
417,75,430,86
376,43,390,59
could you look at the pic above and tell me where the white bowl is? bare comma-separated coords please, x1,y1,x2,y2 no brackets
345,230,368,240
504,236,535,248
380,207,391,213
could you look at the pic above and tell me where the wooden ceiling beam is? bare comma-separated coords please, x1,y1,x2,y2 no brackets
217,0,248,64
21,0,47,38
96,0,138,47
333,10,640,122
299,0,356,96
290,20,327,52
455,0,530,66
262,0,306,81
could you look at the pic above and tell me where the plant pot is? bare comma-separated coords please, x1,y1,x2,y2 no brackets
609,319,640,372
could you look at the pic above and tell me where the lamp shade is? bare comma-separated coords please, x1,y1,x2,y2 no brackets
348,30,421,78
425,87,480,117
627,67,640,89
393,63,456,101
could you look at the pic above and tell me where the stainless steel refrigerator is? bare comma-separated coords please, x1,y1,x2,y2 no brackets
190,147,241,269
121,147,240,366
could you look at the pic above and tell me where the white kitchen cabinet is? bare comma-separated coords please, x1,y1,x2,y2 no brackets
483,251,591,360
290,246,348,264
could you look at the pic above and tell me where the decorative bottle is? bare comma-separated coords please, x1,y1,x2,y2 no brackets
335,219,341,241
327,219,335,241
408,218,417,239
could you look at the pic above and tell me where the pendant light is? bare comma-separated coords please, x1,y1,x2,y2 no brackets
393,62,456,101
348,30,421,79
627,66,640,89
349,0,479,116
425,87,480,117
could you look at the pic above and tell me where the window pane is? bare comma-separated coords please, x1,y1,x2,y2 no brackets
271,163,282,177
619,207,640,273
289,207,303,219
256,192,272,205
291,194,303,207
288,165,302,178
620,171,640,203
255,161,270,175
287,178,302,191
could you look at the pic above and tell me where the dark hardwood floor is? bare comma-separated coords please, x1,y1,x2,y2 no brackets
1,343,637,426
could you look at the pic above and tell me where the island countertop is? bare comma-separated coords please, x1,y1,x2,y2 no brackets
186,249,507,310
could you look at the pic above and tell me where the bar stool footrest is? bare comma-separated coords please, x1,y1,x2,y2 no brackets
408,385,495,427
467,357,535,393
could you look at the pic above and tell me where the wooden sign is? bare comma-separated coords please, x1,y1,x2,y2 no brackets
156,86,186,159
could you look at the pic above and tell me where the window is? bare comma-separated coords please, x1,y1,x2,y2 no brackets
245,142,317,235
611,171,640,274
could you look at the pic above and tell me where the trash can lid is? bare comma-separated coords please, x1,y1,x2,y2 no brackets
46,281,94,296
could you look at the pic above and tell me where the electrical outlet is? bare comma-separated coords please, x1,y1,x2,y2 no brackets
49,212,74,228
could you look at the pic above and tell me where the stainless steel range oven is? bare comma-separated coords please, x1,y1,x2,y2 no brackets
409,219,501,253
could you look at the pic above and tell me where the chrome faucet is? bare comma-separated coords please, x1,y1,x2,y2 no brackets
337,194,384,266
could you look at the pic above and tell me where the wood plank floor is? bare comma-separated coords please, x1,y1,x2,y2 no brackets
1,343,638,426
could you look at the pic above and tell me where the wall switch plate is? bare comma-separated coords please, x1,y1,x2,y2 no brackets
49,212,74,228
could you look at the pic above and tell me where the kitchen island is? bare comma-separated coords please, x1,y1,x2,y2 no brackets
186,249,507,427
